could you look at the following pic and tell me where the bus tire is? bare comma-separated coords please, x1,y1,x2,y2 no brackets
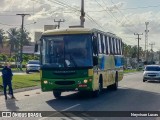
108,72,118,90
112,72,118,90
53,91,61,99
92,76,103,97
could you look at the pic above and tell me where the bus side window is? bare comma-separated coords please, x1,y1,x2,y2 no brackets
112,38,115,55
92,36,98,56
100,34,104,54
115,39,118,55
108,37,112,54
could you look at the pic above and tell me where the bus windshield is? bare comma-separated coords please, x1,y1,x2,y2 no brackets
41,34,93,68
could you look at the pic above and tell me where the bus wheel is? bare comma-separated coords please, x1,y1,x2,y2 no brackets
53,91,61,99
108,73,118,90
112,73,118,90
92,80,102,97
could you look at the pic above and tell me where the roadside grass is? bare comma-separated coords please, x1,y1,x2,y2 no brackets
0,69,140,92
124,69,138,73
0,73,40,92
0,68,26,72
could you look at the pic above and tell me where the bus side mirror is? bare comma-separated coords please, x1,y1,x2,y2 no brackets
93,56,98,66
34,43,38,52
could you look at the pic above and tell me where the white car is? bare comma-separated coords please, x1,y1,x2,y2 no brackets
26,60,40,74
143,65,160,82
127,66,132,69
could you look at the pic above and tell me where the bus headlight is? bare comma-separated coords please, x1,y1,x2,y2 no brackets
44,80,48,84
83,79,88,83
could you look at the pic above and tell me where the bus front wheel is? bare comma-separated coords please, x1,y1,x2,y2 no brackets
53,91,61,99
92,81,102,97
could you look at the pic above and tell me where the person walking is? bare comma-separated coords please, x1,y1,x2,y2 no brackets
2,64,15,100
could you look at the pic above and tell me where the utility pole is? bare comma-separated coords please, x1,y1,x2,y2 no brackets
69,0,85,28
145,22,149,62
80,0,85,27
16,13,30,71
54,19,65,29
149,42,155,63
134,33,143,66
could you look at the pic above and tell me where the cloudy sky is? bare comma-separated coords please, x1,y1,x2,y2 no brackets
0,0,160,51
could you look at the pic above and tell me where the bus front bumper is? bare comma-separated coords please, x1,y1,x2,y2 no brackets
41,78,93,92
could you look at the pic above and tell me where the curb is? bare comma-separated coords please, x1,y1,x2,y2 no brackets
0,86,40,96
124,71,143,76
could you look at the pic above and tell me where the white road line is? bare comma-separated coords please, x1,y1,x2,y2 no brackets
61,104,80,111
39,104,80,120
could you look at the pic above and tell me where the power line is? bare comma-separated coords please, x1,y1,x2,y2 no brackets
121,4,160,10
46,0,105,30
94,0,135,33
85,14,105,31
110,0,138,32
85,4,160,12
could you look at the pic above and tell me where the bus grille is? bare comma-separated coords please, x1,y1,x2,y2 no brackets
55,81,75,85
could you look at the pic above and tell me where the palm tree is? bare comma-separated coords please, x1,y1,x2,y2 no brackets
18,28,31,46
22,29,31,45
0,29,5,48
7,28,19,57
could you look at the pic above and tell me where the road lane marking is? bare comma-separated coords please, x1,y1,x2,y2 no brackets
61,104,80,111
39,104,80,120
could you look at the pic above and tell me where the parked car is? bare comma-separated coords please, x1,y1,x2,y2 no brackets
127,66,132,69
138,65,144,70
26,60,40,74
143,65,160,82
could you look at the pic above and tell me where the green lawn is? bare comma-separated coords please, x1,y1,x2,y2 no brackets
0,69,140,92
0,73,40,92
124,69,138,73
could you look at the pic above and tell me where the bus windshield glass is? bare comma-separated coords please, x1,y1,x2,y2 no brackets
41,34,93,68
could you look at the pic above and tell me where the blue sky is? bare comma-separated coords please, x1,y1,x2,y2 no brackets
0,0,160,51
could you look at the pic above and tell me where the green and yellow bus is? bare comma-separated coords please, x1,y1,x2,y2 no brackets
37,28,124,98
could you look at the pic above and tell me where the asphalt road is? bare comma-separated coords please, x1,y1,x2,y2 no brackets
0,72,160,120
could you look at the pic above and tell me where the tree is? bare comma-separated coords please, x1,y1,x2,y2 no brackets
22,28,31,45
0,29,5,48
18,28,31,46
7,28,19,56
7,28,31,54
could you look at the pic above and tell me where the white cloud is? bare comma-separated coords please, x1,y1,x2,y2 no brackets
0,0,160,50
107,2,126,12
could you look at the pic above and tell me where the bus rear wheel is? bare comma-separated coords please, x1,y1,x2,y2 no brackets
108,73,118,90
53,91,61,99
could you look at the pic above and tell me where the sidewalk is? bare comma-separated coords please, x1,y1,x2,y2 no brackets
0,86,40,96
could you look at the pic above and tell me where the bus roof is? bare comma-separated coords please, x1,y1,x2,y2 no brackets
42,28,121,39
42,28,92,35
